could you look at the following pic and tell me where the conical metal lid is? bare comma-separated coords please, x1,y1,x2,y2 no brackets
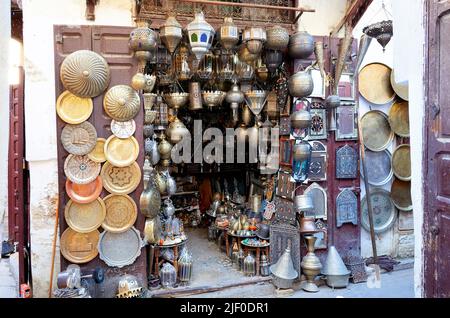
321,246,350,276
269,247,298,280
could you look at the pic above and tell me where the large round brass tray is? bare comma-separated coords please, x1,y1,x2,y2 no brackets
104,135,139,167
392,144,411,181
87,138,106,163
388,100,410,137
61,122,98,155
391,179,412,211
65,176,103,204
64,197,106,233
103,85,140,121
361,188,397,234
56,90,93,124
64,154,101,185
361,149,393,186
101,161,141,195
390,69,409,101
358,63,395,105
60,50,110,98
102,194,137,233
98,226,143,268
361,110,394,151
60,228,100,264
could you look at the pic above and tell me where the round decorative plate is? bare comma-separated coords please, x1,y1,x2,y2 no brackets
392,144,411,181
60,50,110,98
101,161,141,195
358,63,395,105
111,119,136,139
388,100,410,137
64,197,106,233
64,154,101,185
361,188,397,234
391,179,412,211
102,194,137,233
98,226,143,268
56,90,93,124
61,122,98,155
60,228,100,264
87,138,106,163
390,69,409,101
65,176,103,204
103,85,140,121
361,149,393,186
361,110,394,151
104,135,139,167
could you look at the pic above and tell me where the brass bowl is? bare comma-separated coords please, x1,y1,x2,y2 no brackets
202,91,226,108
163,92,189,110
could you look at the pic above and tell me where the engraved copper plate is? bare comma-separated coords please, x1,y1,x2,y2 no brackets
87,138,106,163
390,69,409,101
65,176,103,204
360,110,394,151
64,197,106,233
388,100,410,137
358,63,395,105
336,189,358,227
56,90,93,124
336,144,358,179
60,228,100,264
361,188,397,234
362,149,393,186
61,122,98,155
102,194,138,233
104,135,139,167
111,119,136,139
60,50,110,98
103,85,140,121
64,154,101,185
392,144,411,181
101,161,141,195
98,226,143,268
390,179,412,211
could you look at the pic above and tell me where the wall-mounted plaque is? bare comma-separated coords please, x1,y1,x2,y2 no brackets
276,170,295,200
336,144,358,179
336,101,358,141
336,189,358,227
304,182,327,219
308,108,327,140
307,141,327,182
270,222,301,275
273,195,296,225
279,116,291,136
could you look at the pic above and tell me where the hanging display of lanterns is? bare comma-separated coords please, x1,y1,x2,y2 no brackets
243,27,266,55
160,13,183,54
186,11,215,61
219,17,239,50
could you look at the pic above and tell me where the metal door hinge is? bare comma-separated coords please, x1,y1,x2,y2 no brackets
431,103,440,120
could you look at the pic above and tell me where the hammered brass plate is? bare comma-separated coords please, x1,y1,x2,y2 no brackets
101,161,141,195
392,144,411,181
56,90,93,124
102,194,137,233
87,138,107,163
64,154,101,185
65,197,106,233
61,122,98,155
391,69,409,101
359,63,395,105
60,50,110,98
391,179,412,211
60,228,100,264
103,85,140,121
104,135,139,167
388,101,410,137
361,110,394,151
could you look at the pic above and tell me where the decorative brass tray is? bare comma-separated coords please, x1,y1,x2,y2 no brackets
87,138,107,163
61,122,98,156
64,154,101,185
101,161,141,195
56,90,93,124
390,179,412,211
388,100,410,137
358,63,395,105
64,197,106,233
104,135,139,167
360,110,394,151
65,176,103,204
103,85,140,121
102,194,138,233
392,144,411,181
60,227,100,264
111,119,136,139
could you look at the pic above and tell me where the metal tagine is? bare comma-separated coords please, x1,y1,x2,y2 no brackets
321,246,351,288
186,11,215,61
219,17,239,50
300,235,322,292
289,30,314,59
288,69,314,98
270,247,298,289
160,13,183,54
266,25,289,51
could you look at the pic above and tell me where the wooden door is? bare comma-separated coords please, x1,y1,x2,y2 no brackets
424,0,450,298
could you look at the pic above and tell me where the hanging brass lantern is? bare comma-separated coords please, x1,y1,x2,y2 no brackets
363,20,393,52
166,117,190,144
288,69,314,98
160,13,183,54
265,49,283,74
289,30,314,59
219,17,239,50
186,11,215,61
129,20,158,52
158,134,173,160
226,83,245,122
175,42,192,81
197,50,215,80
243,27,266,55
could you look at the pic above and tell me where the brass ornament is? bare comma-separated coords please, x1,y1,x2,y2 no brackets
103,85,141,121
61,122,97,156
388,100,410,137
392,144,411,181
358,63,395,105
166,117,190,144
360,110,394,151
160,14,183,54
289,30,314,59
288,70,314,98
87,138,107,163
60,228,100,264
64,154,101,185
104,135,139,167
56,90,93,124
158,135,173,160
116,275,144,298
64,197,106,233
102,194,138,233
129,20,158,52
266,25,289,51
60,50,110,98
144,217,162,244
163,92,189,110
202,90,226,109
101,161,141,195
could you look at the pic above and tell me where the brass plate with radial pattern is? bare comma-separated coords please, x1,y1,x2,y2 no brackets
101,161,141,195
87,138,107,163
388,100,410,137
102,194,137,233
61,122,98,155
390,179,412,211
103,85,140,121
60,50,110,98
60,228,100,264
56,90,93,124
111,119,136,139
392,144,411,181
104,135,139,167
360,110,394,151
358,63,395,105
64,198,106,233
64,154,101,185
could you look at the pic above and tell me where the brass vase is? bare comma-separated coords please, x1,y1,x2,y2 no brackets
300,235,322,292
